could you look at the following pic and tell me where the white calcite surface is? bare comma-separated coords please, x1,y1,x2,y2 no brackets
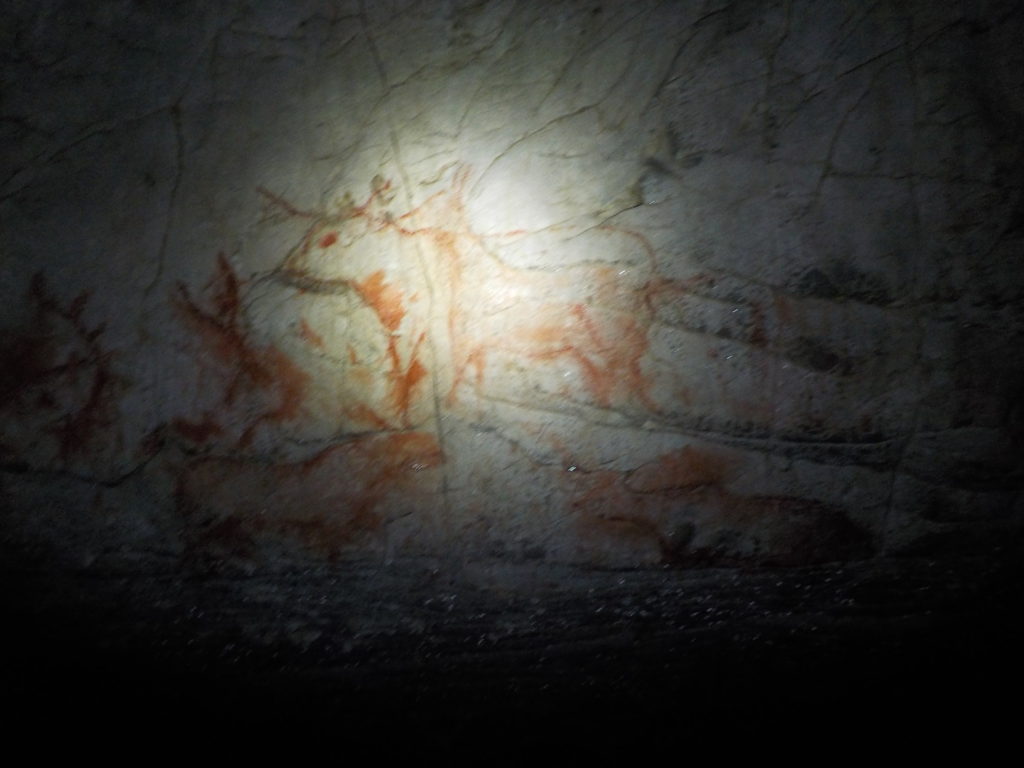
2,0,1022,571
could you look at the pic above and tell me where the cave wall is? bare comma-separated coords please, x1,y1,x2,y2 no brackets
2,0,1023,574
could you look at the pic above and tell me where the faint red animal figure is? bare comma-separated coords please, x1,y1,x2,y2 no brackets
260,165,670,416
0,274,120,463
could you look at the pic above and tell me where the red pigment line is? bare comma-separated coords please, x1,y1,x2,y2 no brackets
175,256,310,445
345,403,393,431
354,270,406,332
298,318,326,349
598,225,657,270
257,186,317,218
16,273,119,460
386,331,428,423
172,415,224,444
211,253,241,323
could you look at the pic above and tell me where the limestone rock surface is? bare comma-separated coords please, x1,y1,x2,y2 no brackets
3,0,1023,572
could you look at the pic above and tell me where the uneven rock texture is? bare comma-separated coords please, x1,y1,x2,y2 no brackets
4,0,1022,569
1,0,1023,742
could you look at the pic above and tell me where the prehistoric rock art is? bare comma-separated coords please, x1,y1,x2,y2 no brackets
570,444,871,566
257,165,667,418
176,431,442,566
0,274,121,467
174,253,311,448
0,160,881,566
155,163,874,565
4,1,1020,572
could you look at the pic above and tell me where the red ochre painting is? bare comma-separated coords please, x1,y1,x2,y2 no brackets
1,164,869,567
258,166,668,414
0,274,121,467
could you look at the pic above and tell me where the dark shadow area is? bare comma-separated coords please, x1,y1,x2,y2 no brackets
4,550,1021,751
